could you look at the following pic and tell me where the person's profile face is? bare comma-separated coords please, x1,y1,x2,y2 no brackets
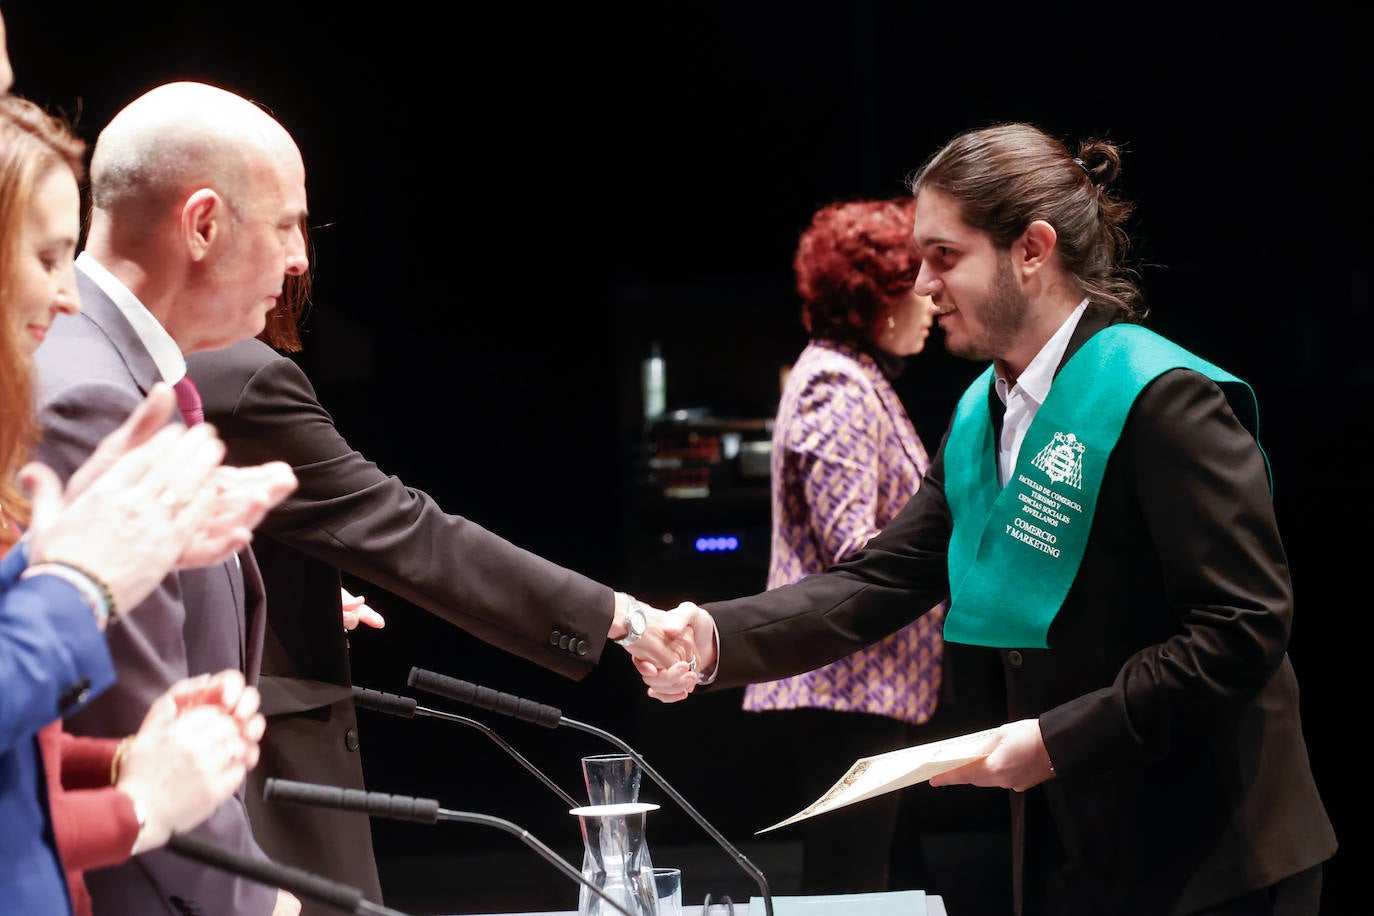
874,289,937,358
194,145,308,353
912,188,1028,362
9,165,82,355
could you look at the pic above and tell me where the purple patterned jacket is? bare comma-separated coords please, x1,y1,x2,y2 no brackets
742,339,946,724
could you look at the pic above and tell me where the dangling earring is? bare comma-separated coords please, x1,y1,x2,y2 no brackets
885,314,896,336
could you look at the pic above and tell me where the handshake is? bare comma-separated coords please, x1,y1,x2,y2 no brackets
610,595,718,704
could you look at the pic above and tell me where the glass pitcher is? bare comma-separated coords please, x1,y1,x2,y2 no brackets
579,754,656,910
571,801,660,916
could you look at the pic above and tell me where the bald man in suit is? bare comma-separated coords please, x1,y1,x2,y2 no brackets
35,81,310,915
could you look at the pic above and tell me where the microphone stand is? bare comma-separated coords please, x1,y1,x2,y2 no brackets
166,832,411,916
263,779,631,916
353,686,580,808
407,668,775,916
441,809,634,916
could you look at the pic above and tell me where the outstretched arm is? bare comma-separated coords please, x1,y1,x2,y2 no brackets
192,344,626,677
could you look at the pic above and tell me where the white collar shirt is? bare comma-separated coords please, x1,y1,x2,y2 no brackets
993,299,1089,487
74,253,233,568
75,251,189,386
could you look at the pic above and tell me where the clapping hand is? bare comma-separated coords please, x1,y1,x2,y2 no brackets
21,385,231,611
174,461,298,569
21,384,300,612
116,670,266,853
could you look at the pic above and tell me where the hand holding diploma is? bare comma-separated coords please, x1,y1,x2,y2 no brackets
757,726,1002,834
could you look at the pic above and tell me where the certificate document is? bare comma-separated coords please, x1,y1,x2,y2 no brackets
757,727,1000,833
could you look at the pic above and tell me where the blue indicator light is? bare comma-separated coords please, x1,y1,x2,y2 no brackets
694,536,740,552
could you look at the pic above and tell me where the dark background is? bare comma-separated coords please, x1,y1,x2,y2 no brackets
9,3,1366,913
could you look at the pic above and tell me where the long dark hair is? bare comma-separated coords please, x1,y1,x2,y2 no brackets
910,122,1145,321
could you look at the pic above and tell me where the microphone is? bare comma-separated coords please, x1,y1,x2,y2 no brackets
352,685,579,808
263,778,632,916
407,667,776,916
164,832,410,916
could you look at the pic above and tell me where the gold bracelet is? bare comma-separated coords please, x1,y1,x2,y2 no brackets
111,736,132,786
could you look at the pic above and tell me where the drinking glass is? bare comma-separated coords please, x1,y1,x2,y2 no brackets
652,866,682,916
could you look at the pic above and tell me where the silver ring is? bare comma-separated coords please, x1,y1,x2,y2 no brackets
688,655,698,673
158,488,182,510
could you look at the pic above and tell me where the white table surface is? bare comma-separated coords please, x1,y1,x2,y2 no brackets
459,896,947,916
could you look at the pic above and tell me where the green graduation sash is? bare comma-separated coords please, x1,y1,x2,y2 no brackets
942,323,1266,648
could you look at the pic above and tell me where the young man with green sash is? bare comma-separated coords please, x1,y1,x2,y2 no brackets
623,123,1337,916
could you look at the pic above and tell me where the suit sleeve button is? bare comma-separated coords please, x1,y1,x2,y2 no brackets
58,677,93,711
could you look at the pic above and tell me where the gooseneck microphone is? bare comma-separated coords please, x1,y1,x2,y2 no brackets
262,778,632,916
406,667,776,916
165,832,410,916
352,685,579,809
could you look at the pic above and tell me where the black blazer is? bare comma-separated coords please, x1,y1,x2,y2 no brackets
701,312,1337,915
188,338,616,912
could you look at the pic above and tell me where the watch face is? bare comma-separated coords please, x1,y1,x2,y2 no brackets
629,606,646,637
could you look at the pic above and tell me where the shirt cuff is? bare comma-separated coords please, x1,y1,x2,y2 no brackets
696,627,721,685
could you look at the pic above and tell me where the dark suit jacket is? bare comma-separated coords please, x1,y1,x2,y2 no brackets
0,542,117,915
187,337,615,909
702,312,1337,916
35,271,276,916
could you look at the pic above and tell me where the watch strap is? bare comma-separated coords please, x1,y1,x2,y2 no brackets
614,592,645,647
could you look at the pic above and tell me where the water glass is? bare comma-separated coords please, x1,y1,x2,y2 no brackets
652,866,682,916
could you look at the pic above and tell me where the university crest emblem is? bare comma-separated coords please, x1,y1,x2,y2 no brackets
1030,431,1085,489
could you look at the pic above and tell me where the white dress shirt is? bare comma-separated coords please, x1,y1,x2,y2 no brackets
993,299,1089,486
75,251,190,386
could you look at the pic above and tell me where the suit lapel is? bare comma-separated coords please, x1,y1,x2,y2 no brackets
1057,308,1116,376
76,270,267,681
73,271,165,395
238,547,267,682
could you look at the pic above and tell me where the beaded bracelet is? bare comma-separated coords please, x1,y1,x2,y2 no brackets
20,561,116,623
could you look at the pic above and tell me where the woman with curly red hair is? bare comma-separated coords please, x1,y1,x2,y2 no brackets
741,196,947,894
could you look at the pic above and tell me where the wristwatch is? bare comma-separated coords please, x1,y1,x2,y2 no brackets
615,593,647,647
